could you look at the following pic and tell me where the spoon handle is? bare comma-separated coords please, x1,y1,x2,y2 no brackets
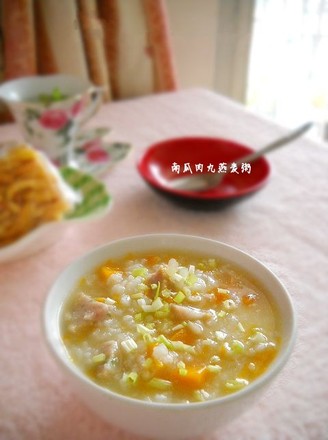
236,121,313,165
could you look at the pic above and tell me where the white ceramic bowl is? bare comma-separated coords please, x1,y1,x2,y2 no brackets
43,234,296,440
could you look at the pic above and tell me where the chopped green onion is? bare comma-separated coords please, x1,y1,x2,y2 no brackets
141,297,164,313
217,288,230,295
134,313,142,322
154,308,170,319
172,273,184,284
182,286,191,296
161,289,172,298
148,378,172,390
131,292,144,299
251,327,263,333
137,298,147,308
122,372,138,384
132,267,148,278
251,341,275,353
225,378,249,390
121,338,138,353
193,390,204,401
171,340,195,354
173,291,186,304
186,273,198,286
193,389,210,401
237,322,246,332
92,353,106,364
157,334,173,349
248,331,268,344
151,283,158,290
137,283,148,292
231,340,245,354
143,333,154,343
178,267,188,279
154,282,161,300
177,361,186,369
206,365,222,373
178,368,188,376
137,324,154,335
217,310,226,318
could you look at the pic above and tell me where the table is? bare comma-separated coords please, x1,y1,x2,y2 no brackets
0,89,327,440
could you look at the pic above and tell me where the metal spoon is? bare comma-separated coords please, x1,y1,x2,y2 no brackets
167,122,313,192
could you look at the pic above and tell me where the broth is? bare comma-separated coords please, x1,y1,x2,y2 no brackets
61,251,281,403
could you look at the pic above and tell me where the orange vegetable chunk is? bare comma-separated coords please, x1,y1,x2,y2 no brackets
170,327,196,345
171,366,208,389
242,293,257,305
97,265,118,281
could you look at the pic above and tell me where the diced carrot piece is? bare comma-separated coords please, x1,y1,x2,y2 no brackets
170,328,196,345
242,293,257,305
153,362,208,390
146,343,158,358
240,345,277,380
253,346,276,365
171,366,208,389
215,289,231,302
97,265,117,281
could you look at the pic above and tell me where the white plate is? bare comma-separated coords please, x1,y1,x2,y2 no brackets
0,167,112,263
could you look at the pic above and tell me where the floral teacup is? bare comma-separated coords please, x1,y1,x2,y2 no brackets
0,74,103,166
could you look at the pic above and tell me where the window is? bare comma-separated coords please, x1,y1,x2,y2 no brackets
247,0,328,139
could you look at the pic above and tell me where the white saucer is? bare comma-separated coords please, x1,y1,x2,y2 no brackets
73,127,131,177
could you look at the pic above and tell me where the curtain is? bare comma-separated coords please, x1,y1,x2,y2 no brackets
0,0,178,122
215,0,255,103
247,0,328,132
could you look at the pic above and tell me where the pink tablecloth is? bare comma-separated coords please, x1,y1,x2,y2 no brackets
0,89,327,440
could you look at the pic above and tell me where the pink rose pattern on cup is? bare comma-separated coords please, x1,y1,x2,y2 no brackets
83,139,110,163
70,99,85,117
39,109,70,130
24,98,86,163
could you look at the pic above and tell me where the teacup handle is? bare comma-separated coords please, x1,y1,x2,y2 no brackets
77,86,104,126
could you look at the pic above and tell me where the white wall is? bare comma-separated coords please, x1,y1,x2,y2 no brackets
166,0,219,90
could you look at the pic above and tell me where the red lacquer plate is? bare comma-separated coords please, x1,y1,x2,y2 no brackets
137,137,271,209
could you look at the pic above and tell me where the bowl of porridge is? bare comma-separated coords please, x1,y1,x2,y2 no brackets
43,234,296,439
